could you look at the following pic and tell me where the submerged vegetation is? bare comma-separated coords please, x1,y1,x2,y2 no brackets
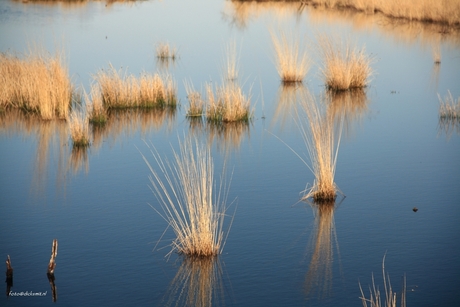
318,36,374,91
271,31,310,83
299,91,343,202
143,137,233,258
359,256,406,307
0,48,73,120
94,64,177,109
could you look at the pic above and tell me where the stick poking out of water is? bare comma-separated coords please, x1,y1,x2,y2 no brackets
47,239,58,275
6,255,13,278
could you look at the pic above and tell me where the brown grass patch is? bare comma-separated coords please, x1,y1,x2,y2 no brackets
318,35,374,91
205,82,252,123
68,109,90,147
0,47,72,120
94,64,177,109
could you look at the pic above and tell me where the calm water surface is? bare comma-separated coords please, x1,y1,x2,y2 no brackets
1,1,459,306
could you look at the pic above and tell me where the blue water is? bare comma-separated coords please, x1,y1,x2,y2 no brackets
1,0,460,306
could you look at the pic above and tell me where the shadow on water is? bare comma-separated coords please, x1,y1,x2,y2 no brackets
303,197,344,300
162,256,229,307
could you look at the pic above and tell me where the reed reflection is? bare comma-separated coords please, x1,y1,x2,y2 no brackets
273,83,307,130
92,108,176,149
187,118,251,154
304,199,341,299
325,89,369,138
163,257,226,307
224,1,460,47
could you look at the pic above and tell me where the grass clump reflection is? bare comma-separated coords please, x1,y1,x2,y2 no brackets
143,137,233,258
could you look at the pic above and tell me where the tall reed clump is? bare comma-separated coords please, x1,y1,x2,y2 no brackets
318,35,374,91
142,137,233,258
359,255,406,307
94,64,177,109
68,109,90,148
84,84,107,125
271,32,310,83
299,92,343,202
439,91,460,119
205,82,252,123
0,48,72,120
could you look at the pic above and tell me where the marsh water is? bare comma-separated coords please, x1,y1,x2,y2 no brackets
1,1,460,306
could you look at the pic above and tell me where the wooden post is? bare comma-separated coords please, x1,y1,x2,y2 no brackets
47,239,58,275
5,255,13,279
6,255,13,297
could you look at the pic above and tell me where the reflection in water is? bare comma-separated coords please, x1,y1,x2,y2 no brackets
5,255,13,298
325,89,369,138
163,257,226,307
187,118,251,154
438,117,460,139
68,146,89,175
273,83,308,130
304,199,341,299
92,108,176,149
47,273,57,302
0,109,68,196
224,1,460,47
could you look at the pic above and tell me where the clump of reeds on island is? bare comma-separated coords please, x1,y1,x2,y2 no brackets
205,82,252,123
271,31,310,83
299,91,343,202
359,255,406,307
0,47,73,120
318,35,374,91
94,64,177,109
84,84,108,125
185,81,204,118
156,42,178,60
438,91,460,119
68,109,90,148
142,137,233,258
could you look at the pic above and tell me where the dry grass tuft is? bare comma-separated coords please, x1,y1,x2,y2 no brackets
156,42,178,60
185,81,204,117
143,137,233,258
68,109,90,147
94,64,177,109
439,91,460,119
271,31,310,83
299,91,343,202
205,82,252,123
318,35,374,91
359,255,406,307
0,47,73,120
84,84,107,125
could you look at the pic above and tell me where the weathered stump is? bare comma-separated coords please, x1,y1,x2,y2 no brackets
47,239,58,275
